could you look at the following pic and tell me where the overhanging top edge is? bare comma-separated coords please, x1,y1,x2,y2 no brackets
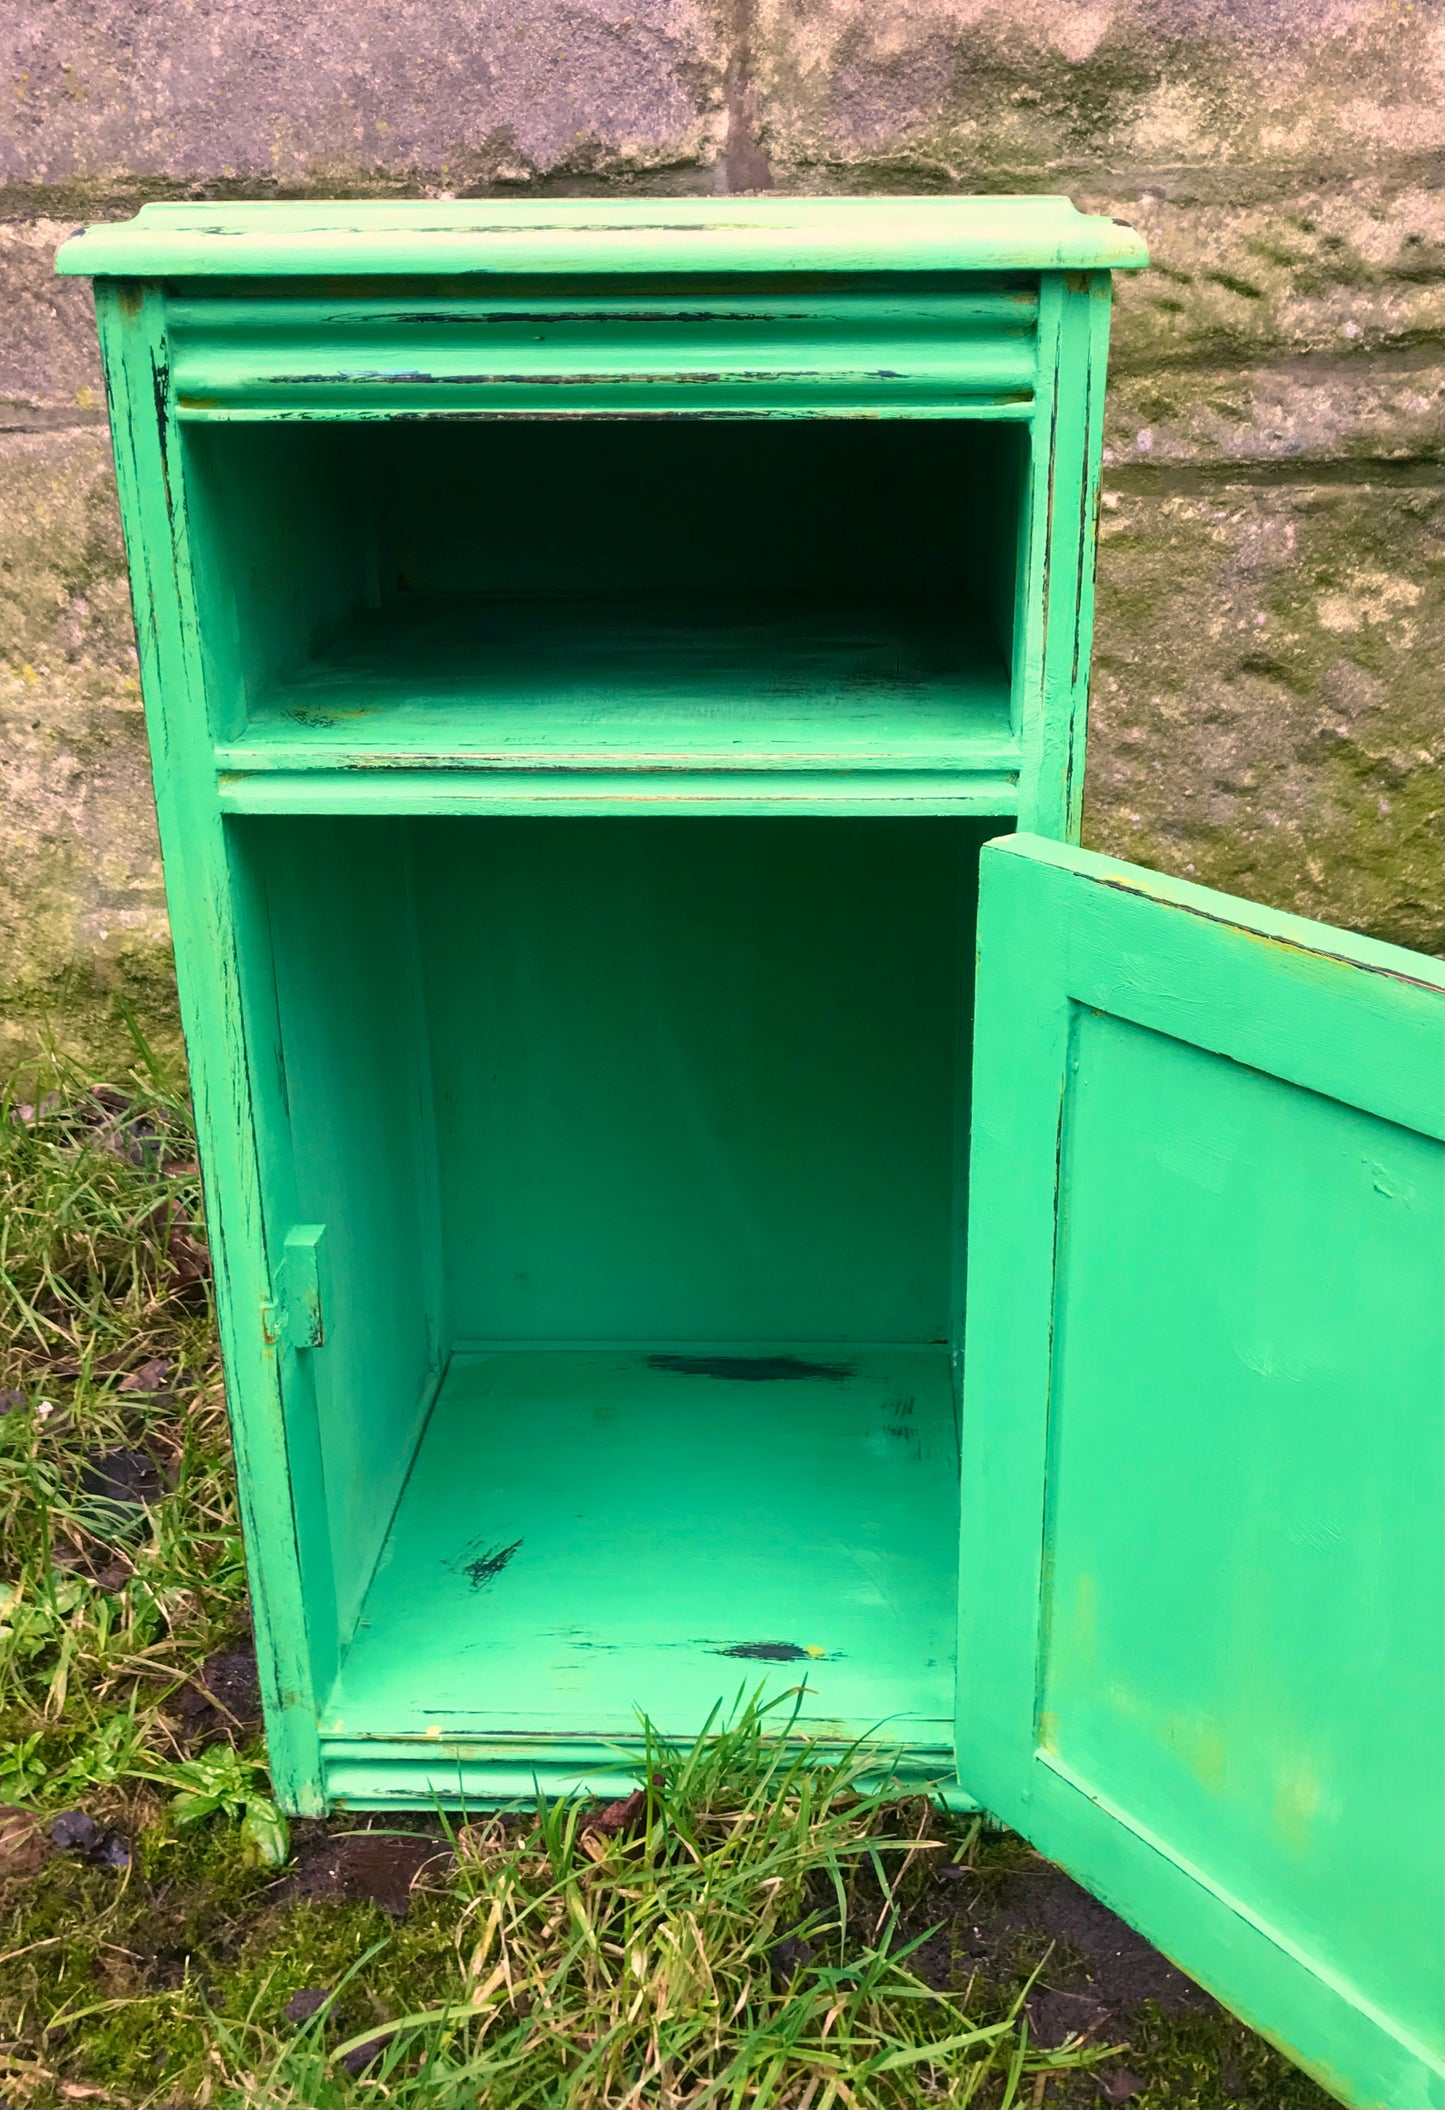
55,195,1150,278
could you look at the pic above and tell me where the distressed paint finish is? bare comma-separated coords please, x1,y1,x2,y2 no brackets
959,834,1445,2110
56,196,1149,278
77,193,1094,1819
224,808,980,1793
62,199,1139,834
215,769,1025,819
324,1348,959,1746
61,199,1445,2104
161,283,1044,419
70,194,1130,1824
92,285,329,1812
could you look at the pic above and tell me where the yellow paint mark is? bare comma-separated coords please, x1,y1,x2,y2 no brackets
1273,1760,1322,1855
802,1645,826,1660
1165,1713,1228,1794
1088,1677,1230,1796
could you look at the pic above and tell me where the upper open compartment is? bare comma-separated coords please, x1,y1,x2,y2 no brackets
187,416,1027,777
61,198,1142,824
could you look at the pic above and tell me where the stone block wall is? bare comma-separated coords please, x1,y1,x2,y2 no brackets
1,0,1440,1069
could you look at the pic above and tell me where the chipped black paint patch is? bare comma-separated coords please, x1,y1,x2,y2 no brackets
883,1394,922,1458
648,1353,854,1383
150,350,170,441
149,347,175,521
715,1641,811,1662
545,1624,621,1655
458,1537,523,1590
267,369,837,387
372,310,804,327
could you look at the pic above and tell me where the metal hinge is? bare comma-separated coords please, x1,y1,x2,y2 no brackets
261,1223,327,1349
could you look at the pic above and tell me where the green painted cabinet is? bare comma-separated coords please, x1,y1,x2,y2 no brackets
60,201,1442,2110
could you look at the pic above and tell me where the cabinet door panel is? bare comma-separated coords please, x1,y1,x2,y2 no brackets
959,833,1444,2110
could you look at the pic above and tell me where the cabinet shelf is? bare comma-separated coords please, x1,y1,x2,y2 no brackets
215,590,1017,776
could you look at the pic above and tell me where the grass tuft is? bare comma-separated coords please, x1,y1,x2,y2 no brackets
0,1057,1336,2108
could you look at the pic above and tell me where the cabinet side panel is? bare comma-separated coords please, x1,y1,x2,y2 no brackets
248,816,442,1642
183,423,375,741
92,282,325,1810
1019,272,1112,842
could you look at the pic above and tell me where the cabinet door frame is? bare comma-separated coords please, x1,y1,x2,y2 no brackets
958,832,1444,2110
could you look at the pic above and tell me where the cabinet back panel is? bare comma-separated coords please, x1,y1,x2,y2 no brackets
246,817,983,1396
380,420,1022,605
419,817,981,1345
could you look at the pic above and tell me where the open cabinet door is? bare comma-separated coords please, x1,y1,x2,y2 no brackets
958,834,1444,2110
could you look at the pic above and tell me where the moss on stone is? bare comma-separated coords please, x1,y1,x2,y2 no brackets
1086,478,1444,952
752,1,1442,192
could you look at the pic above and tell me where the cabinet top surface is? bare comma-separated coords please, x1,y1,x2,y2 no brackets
56,194,1148,279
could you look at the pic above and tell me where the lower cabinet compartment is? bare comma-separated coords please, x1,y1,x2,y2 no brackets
321,1345,960,1797
236,812,996,1804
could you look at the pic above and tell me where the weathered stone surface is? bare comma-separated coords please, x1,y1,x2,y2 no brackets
0,664,175,1075
0,430,132,674
751,0,1443,186
0,0,725,199
1103,357,1442,471
1102,185,1443,374
0,0,1440,1072
740,0,1443,955
0,219,104,419
1086,478,1444,952
0,431,172,1073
